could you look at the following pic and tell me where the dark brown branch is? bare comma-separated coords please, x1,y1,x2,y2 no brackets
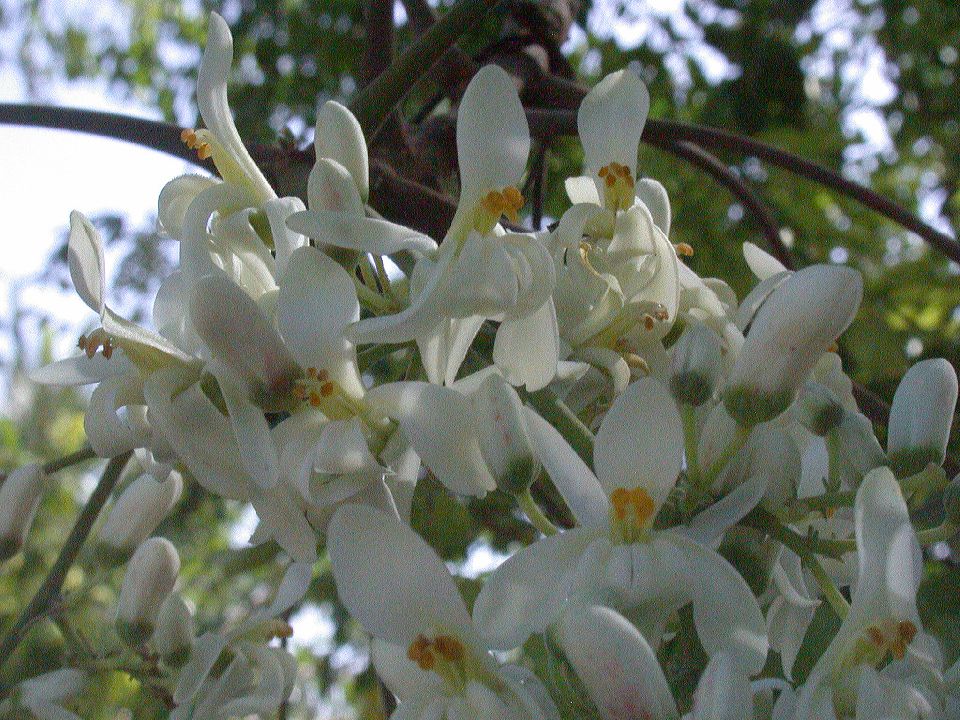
664,140,795,270
0,103,214,172
361,0,395,88
526,108,960,265
0,452,132,669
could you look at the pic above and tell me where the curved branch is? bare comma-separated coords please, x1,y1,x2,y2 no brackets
663,140,795,270
0,103,212,171
526,108,960,264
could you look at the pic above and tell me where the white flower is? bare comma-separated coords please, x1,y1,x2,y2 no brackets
887,358,958,476
473,378,768,674
173,562,310,718
9,669,87,720
363,370,539,497
116,537,180,645
796,467,929,718
327,503,559,720
725,265,863,427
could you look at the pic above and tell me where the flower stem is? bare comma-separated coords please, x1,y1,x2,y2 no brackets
518,489,558,536
806,554,850,620
703,425,750,487
681,403,700,488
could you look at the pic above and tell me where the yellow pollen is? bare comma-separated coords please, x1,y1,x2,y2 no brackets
77,330,114,359
475,186,525,232
674,242,694,257
610,487,656,527
180,128,213,160
598,162,636,212
433,635,465,663
320,381,335,397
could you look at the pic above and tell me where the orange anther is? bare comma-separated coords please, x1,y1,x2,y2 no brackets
320,382,335,397
674,242,694,257
433,635,464,662
309,392,322,407
866,626,885,647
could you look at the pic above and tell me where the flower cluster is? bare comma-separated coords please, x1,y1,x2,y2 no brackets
6,11,960,720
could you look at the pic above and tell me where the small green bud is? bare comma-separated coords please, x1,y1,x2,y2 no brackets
797,382,845,436
669,321,722,407
115,537,180,647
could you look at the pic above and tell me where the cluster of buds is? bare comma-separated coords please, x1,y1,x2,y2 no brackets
4,10,958,720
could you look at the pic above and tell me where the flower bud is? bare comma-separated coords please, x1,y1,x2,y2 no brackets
887,358,958,477
725,265,862,426
151,592,194,667
670,321,722,406
116,537,180,646
0,464,45,561
796,382,845,436
315,100,369,202
99,472,183,561
474,374,540,494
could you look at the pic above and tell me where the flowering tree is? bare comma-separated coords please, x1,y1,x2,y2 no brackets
1,3,959,719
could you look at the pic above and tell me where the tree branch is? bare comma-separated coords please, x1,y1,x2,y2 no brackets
0,451,132,669
526,108,960,264
665,140,795,270
361,0,395,88
0,445,97,485
350,0,501,140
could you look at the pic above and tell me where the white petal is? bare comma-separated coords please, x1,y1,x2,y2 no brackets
30,352,129,386
173,632,227,705
493,300,559,391
473,527,598,650
457,65,530,201
593,378,683,509
523,407,608,529
158,175,218,239
251,485,318,563
306,157,365,215
264,196,307,276
662,531,769,674
690,652,752,720
315,100,369,201
67,211,106,316
85,373,150,457
577,67,649,177
327,503,472,645
265,561,313,619
208,361,279,489
313,417,382,475
635,178,671,236
190,273,300,396
288,210,438,256
278,245,365,397
564,175,601,205
743,241,787,281
198,13,275,202
366,382,496,496
556,605,677,720
683,469,769,547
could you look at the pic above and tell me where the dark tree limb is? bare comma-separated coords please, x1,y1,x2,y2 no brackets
664,140,795,270
361,0,395,88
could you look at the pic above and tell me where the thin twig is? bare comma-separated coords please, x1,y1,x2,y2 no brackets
0,444,97,485
0,451,132,669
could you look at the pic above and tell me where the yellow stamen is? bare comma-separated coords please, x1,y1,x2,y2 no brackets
674,242,694,257
473,186,524,233
598,162,636,212
609,486,656,543
77,329,115,360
